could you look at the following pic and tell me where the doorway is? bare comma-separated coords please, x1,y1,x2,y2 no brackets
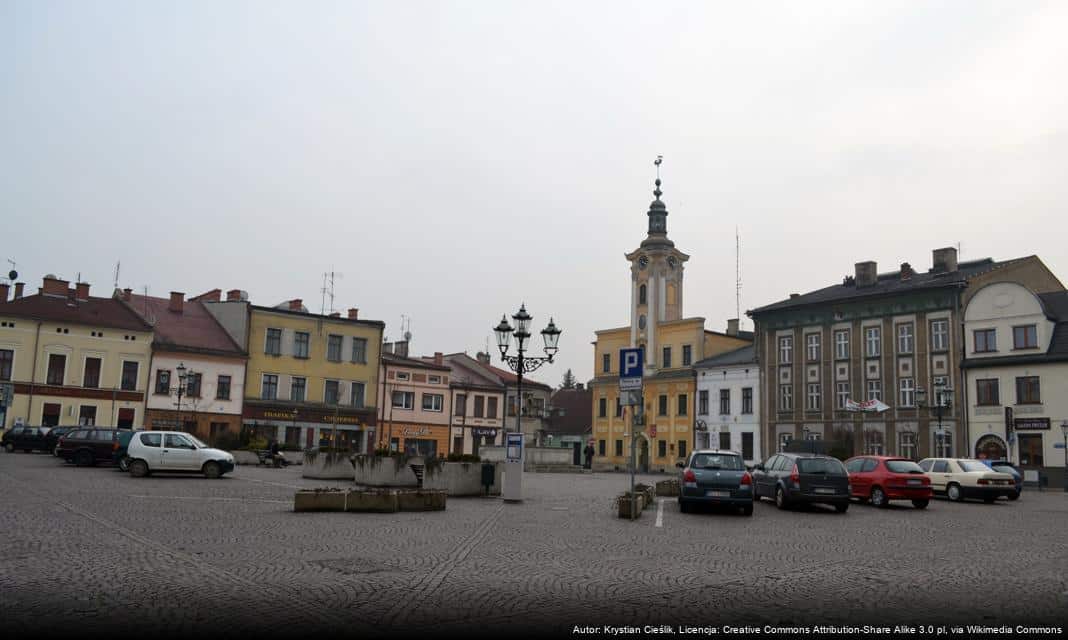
975,434,1007,461
639,437,649,472
572,442,581,466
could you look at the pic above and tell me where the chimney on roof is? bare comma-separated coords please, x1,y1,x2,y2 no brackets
288,299,303,311
42,275,69,297
122,288,132,301
195,289,221,302
576,382,584,391
900,262,914,281
854,261,877,288
433,352,443,366
74,282,90,301
169,292,185,313
932,247,958,274
726,318,740,336
329,311,341,318
382,342,394,354
348,308,359,320
0,283,8,302
226,289,242,302
789,293,800,299
476,351,491,365
393,340,409,358
15,283,25,299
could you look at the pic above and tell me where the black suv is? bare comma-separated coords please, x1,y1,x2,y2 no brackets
752,452,851,513
55,428,127,466
2,425,53,453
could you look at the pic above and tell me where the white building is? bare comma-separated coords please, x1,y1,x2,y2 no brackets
694,344,761,464
963,282,1068,486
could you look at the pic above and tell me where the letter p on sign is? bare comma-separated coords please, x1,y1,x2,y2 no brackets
619,347,643,391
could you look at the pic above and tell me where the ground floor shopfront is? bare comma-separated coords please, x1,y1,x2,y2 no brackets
450,425,503,457
378,421,450,458
971,416,1067,488
144,408,242,445
3,384,143,430
768,418,960,461
243,400,376,452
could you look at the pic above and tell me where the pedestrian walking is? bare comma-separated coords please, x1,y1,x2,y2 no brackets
583,442,595,469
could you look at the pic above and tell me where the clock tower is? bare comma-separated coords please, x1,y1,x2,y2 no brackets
624,167,690,371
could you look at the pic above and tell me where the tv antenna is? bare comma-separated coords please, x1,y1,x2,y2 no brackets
400,315,412,342
5,258,17,283
320,269,343,315
736,227,743,329
113,261,121,289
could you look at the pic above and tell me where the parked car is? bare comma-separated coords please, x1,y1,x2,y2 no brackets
2,425,53,453
917,458,1016,503
844,456,933,509
752,452,850,513
55,428,125,466
126,431,235,479
979,459,1022,500
676,449,754,516
43,426,77,455
112,430,137,471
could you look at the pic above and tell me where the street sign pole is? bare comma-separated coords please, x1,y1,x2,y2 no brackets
619,347,644,521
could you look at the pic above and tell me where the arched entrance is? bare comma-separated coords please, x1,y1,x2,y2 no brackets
975,434,1007,461
639,437,650,472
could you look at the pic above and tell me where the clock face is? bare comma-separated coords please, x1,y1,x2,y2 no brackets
638,256,648,270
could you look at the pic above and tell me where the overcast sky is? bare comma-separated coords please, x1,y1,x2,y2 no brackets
3,1,1067,385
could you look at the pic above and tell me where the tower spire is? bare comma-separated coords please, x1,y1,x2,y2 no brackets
653,155,663,200
644,155,670,241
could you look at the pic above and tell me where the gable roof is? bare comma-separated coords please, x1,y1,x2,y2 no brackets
693,344,756,368
123,294,245,356
0,292,152,332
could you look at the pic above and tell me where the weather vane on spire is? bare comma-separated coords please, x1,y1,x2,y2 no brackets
653,155,663,199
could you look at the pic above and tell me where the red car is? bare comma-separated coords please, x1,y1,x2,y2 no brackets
845,456,932,509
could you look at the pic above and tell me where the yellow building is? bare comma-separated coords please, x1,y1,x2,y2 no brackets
241,300,384,451
589,174,750,472
0,277,152,429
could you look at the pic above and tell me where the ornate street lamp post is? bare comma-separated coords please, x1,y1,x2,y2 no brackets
174,363,189,431
493,304,562,435
1060,420,1067,493
917,382,952,457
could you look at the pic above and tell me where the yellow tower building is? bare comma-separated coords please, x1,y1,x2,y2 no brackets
590,167,750,472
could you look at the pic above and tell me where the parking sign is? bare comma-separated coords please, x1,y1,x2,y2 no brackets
619,347,643,391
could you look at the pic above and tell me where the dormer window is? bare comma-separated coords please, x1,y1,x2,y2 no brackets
1012,325,1037,350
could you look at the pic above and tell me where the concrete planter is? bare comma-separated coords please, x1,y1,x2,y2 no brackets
635,484,656,508
616,493,645,519
656,479,680,497
354,456,500,496
423,461,501,496
397,490,447,512
480,446,575,471
352,454,422,487
345,489,399,513
294,489,347,512
302,450,355,479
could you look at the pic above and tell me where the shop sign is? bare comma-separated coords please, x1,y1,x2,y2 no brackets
402,426,431,437
1014,417,1050,431
473,428,498,437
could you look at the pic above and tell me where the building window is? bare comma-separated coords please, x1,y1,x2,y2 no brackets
1017,433,1043,466
0,349,12,381
864,431,885,455
487,396,498,418
327,335,343,362
598,397,607,418
682,345,692,367
698,390,709,415
935,431,953,458
719,389,730,416
677,394,688,416
779,336,793,364
473,395,485,418
662,346,672,369
807,383,821,411
678,440,687,460
261,374,278,400
294,332,310,358
974,329,997,353
899,432,917,460
265,328,282,355
422,393,444,412
658,395,668,416
325,380,340,405
639,284,647,305
867,379,882,401
930,320,948,352
834,330,849,360
615,396,622,417
217,375,231,400
185,372,202,398
836,382,849,409
121,361,139,391
392,390,415,410
975,378,1000,406
742,387,753,414
742,432,754,460
658,440,667,458
351,338,367,363
897,324,914,355
1013,325,1038,350
47,353,66,385
779,433,793,453
718,431,731,450
806,334,820,361
155,369,171,395
350,381,365,407
865,327,881,357
602,353,610,373
779,385,792,411
899,377,915,407
290,377,306,402
83,357,102,389
395,372,410,382
1015,376,1040,405
455,394,466,416
599,440,606,456
78,405,97,426
428,375,441,385
933,375,950,406
615,440,623,457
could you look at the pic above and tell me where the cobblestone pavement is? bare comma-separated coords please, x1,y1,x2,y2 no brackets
1,452,1066,638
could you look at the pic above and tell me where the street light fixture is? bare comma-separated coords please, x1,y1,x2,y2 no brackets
492,304,562,435
917,382,952,457
175,362,189,431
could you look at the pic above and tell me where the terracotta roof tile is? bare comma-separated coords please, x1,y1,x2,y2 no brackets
124,294,245,355
0,292,152,331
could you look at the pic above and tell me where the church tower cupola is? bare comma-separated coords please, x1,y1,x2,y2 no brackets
642,156,674,250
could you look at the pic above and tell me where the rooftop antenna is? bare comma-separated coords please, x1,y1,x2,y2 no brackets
400,315,412,343
736,227,743,330
5,258,18,284
113,261,121,289
320,268,343,315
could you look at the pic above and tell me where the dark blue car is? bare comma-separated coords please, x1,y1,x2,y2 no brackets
980,459,1022,500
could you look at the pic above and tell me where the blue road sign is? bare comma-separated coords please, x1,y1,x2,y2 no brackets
619,347,643,390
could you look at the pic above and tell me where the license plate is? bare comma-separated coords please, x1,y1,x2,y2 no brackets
907,479,922,486
813,488,835,494
706,490,730,497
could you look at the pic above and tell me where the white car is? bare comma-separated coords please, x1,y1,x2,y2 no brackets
917,457,1016,503
126,431,235,479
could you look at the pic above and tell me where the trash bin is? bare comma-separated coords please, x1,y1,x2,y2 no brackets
481,463,495,492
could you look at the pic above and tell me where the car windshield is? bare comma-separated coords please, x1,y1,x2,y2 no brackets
189,435,208,448
957,460,990,472
992,465,1018,476
690,454,743,470
885,460,924,474
797,458,847,475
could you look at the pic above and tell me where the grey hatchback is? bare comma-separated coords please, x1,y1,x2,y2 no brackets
752,452,851,513
677,449,754,516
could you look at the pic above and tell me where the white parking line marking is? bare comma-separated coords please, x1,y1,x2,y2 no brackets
655,498,664,527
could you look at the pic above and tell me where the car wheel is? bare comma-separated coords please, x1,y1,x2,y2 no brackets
129,460,149,478
775,486,788,510
911,499,929,509
870,487,888,508
74,450,94,467
1008,491,1020,501
203,462,222,479
946,483,962,502
834,502,849,513
741,504,753,517
118,456,131,472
